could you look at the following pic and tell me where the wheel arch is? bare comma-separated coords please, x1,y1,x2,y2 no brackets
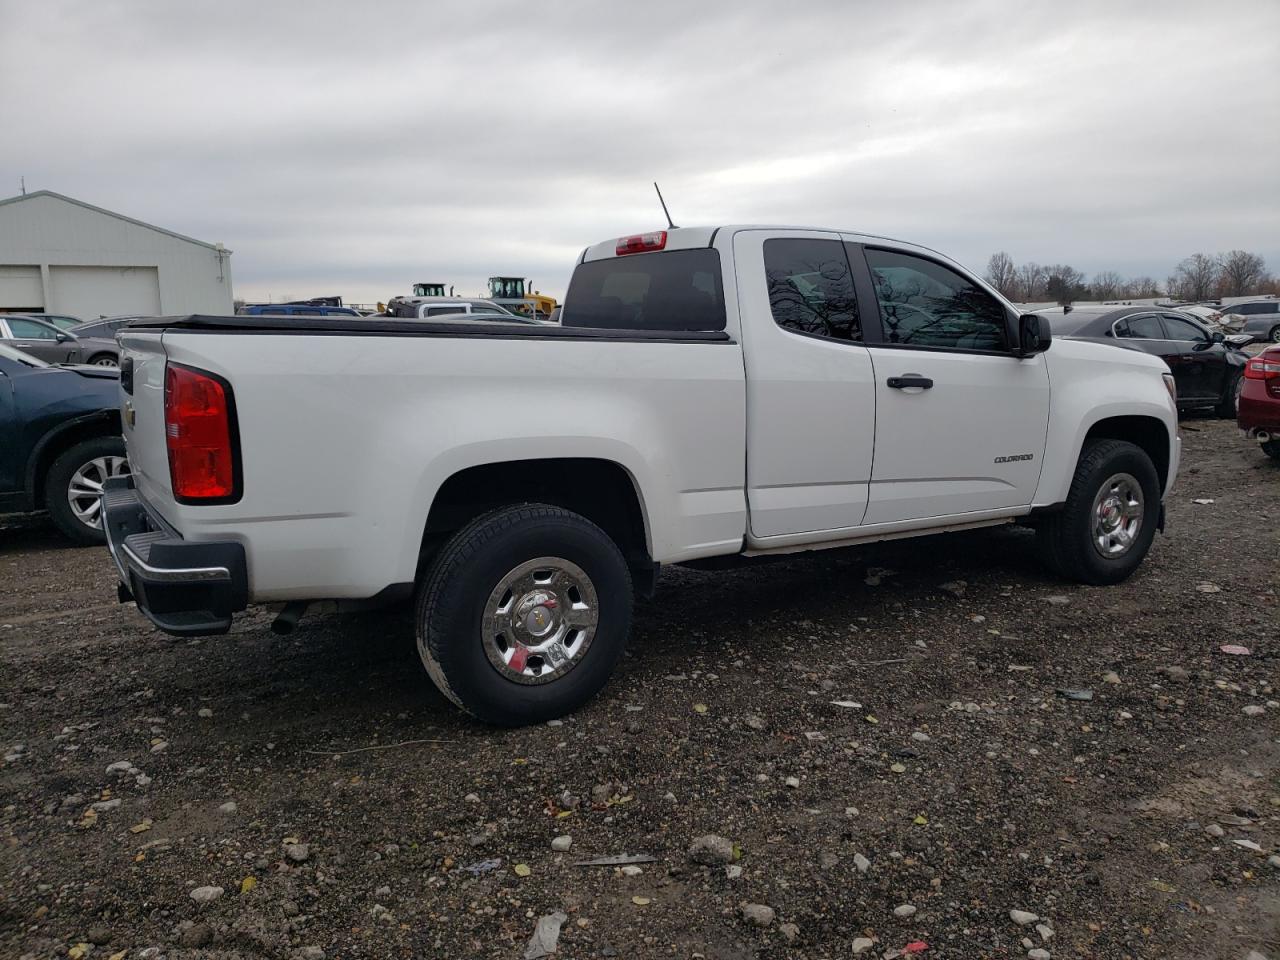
1080,415,1171,493
419,457,654,585
26,412,122,507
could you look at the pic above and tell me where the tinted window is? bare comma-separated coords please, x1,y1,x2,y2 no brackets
1161,314,1208,342
7,318,59,339
1113,314,1165,339
863,249,1007,350
425,306,465,317
73,322,110,338
763,238,860,341
562,249,725,332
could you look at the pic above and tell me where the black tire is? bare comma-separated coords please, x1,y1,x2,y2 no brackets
1217,372,1243,419
416,503,633,726
86,353,118,367
1263,439,1280,461
1269,324,1280,344
45,435,128,545
1037,439,1161,585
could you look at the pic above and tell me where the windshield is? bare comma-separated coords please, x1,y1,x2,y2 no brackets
0,342,50,367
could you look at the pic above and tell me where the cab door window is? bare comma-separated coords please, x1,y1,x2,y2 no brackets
763,238,861,341
862,248,1007,350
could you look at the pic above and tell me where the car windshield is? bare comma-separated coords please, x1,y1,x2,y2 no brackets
0,342,50,367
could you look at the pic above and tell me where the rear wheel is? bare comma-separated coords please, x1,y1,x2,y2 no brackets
1037,439,1161,585
45,436,130,545
86,353,118,367
416,503,633,726
1270,324,1280,344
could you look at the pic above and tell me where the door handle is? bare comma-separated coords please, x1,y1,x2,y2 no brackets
887,375,933,389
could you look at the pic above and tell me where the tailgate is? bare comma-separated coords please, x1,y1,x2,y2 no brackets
117,329,174,510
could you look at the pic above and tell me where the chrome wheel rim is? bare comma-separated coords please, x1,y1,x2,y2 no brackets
68,456,130,529
91,356,118,367
1091,472,1143,558
482,557,598,685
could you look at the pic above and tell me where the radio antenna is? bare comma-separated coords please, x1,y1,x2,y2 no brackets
653,182,677,229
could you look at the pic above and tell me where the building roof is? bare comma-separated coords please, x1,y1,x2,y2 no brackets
0,190,230,253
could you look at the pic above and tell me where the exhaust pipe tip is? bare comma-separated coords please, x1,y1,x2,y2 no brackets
271,601,309,636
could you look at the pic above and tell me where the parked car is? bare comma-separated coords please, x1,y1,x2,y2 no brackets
1041,306,1247,416
105,225,1179,725
0,343,129,543
70,316,143,340
7,312,84,332
237,304,364,317
0,315,120,366
386,297,529,321
1218,299,1280,343
1237,343,1280,460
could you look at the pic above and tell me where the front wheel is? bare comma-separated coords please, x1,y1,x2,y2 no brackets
86,353,118,367
1037,439,1161,585
1217,372,1243,419
45,436,130,545
416,504,633,725
1270,325,1280,344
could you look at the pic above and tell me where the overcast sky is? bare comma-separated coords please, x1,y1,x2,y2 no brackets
3,0,1278,303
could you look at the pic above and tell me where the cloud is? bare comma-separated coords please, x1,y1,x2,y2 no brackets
3,0,1277,302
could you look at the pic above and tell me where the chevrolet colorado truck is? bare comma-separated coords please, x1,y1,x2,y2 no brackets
103,226,1180,725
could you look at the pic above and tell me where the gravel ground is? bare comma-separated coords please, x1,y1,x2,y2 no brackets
2,418,1277,960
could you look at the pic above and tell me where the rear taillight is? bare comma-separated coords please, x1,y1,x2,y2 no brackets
1244,356,1280,380
616,231,667,256
164,363,239,502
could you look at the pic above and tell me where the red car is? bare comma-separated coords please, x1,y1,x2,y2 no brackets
1238,344,1280,460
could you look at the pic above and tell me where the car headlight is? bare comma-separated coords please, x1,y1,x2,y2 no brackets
1162,372,1177,403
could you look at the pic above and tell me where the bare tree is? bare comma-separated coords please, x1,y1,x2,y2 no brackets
984,252,1017,298
1217,250,1268,297
1015,262,1047,302
1121,276,1161,299
1169,253,1220,302
1045,265,1086,306
1091,270,1124,300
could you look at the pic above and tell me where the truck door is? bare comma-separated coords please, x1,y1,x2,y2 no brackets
850,243,1050,525
735,230,877,540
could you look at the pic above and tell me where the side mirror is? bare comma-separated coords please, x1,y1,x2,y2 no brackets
1211,331,1225,343
56,332,72,343
1017,314,1052,357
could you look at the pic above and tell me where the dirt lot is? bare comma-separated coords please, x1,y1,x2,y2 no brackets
1,419,1277,960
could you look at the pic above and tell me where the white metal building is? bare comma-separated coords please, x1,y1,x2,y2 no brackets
0,190,233,319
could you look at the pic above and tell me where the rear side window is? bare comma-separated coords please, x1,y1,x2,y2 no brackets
864,248,1007,351
763,238,861,341
562,249,725,332
1114,314,1165,339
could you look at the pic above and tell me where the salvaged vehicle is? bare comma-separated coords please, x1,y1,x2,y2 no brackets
1238,343,1280,460
1042,305,1248,416
1219,299,1280,343
103,226,1180,724
1,315,120,367
0,343,128,543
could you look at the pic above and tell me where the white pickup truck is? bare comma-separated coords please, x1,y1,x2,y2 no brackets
104,225,1180,725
